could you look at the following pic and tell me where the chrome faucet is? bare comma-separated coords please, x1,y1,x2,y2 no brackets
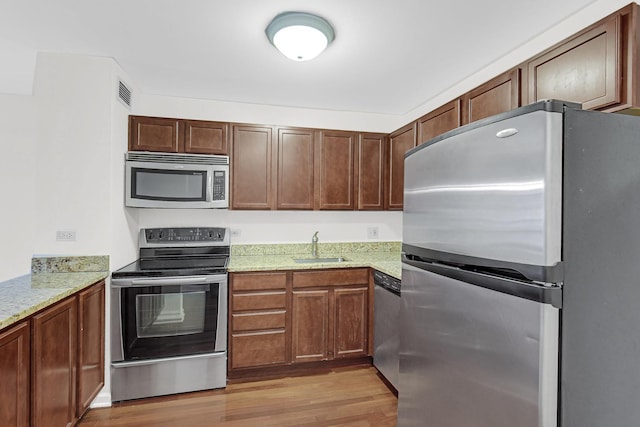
311,231,319,257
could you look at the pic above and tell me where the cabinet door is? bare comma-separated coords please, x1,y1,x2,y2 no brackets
230,330,287,369
276,127,315,210
462,68,520,125
32,297,78,427
183,120,229,155
527,17,620,110
334,287,368,358
292,290,330,362
0,322,29,427
356,133,386,210
129,116,180,152
231,125,274,210
315,130,356,210
387,123,416,210
417,99,461,145
77,281,104,418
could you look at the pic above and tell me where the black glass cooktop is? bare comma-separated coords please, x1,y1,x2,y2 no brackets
112,256,228,278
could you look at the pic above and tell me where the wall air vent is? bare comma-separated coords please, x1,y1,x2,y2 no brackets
117,79,132,110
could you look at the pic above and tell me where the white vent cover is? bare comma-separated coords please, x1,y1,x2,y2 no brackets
117,79,132,109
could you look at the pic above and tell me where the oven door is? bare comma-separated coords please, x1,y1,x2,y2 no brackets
111,274,227,362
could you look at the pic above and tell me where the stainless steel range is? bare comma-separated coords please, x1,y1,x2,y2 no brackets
110,227,229,402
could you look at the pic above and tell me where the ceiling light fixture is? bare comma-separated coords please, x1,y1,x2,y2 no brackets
265,12,335,61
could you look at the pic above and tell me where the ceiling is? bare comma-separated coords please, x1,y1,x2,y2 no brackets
0,0,599,115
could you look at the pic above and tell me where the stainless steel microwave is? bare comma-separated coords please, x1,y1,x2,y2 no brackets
125,152,229,209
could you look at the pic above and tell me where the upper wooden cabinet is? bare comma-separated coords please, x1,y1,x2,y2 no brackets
231,124,274,210
526,4,640,112
387,123,416,210
129,116,229,155
416,99,462,145
182,120,228,154
356,133,386,210
276,127,315,210
315,130,356,210
462,68,521,125
528,15,620,110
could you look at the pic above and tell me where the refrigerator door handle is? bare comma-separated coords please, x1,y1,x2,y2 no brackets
402,254,562,308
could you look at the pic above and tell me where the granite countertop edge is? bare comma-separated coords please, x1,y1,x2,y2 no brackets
228,243,402,279
0,256,109,331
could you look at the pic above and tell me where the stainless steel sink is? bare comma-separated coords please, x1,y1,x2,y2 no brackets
293,257,346,263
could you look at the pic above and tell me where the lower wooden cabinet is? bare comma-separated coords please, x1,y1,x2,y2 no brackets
292,289,330,362
229,272,289,370
32,297,78,427
0,321,30,427
0,279,105,427
228,269,372,376
77,281,105,418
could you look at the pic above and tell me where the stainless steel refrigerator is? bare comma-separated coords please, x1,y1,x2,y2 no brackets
399,99,640,427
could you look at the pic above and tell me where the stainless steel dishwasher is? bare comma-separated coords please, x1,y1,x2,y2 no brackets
373,269,401,390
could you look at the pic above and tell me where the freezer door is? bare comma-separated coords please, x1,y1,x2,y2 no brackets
398,262,559,427
404,109,563,266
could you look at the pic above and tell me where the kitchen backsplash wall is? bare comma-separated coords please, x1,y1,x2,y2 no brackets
137,209,402,244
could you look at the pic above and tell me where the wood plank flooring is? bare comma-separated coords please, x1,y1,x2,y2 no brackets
77,366,397,427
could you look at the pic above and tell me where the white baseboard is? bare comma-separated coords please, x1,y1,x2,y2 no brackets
90,390,112,408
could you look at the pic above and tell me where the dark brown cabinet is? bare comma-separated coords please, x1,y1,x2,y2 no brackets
229,268,372,378
387,123,416,210
276,127,315,210
315,130,356,210
528,17,620,110
182,120,228,154
32,297,78,427
229,272,289,371
291,289,330,362
0,280,104,427
129,116,229,155
462,68,521,125
76,282,105,418
356,133,386,210
416,99,462,145
0,321,30,427
291,268,369,363
230,125,275,210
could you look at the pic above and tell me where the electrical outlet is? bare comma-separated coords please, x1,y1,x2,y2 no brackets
56,230,77,241
230,229,241,238
367,227,379,239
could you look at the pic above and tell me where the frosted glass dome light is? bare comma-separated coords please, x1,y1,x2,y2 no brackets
266,12,335,61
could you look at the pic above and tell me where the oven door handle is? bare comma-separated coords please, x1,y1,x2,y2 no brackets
128,276,211,287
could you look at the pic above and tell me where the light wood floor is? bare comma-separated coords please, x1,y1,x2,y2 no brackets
78,366,398,427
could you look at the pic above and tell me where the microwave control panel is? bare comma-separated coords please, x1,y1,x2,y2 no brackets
212,171,226,201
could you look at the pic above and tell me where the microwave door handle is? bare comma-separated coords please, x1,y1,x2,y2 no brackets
129,277,209,286
206,169,214,202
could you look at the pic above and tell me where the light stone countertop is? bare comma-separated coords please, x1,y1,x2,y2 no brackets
228,242,401,279
0,256,109,331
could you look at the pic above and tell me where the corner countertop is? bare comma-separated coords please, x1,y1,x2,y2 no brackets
228,242,402,279
0,256,109,331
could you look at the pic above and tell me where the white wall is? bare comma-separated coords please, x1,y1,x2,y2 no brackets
137,209,402,244
393,0,635,131
32,53,115,256
0,94,36,281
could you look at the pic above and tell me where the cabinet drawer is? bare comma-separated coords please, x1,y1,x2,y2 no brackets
231,272,287,291
232,291,286,311
292,268,369,288
232,310,286,332
231,331,287,369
